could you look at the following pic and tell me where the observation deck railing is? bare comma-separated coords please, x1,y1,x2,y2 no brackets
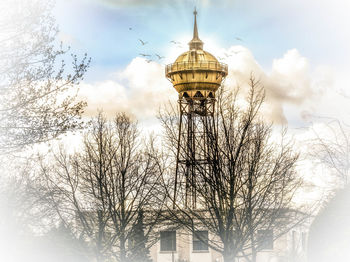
166,61,228,76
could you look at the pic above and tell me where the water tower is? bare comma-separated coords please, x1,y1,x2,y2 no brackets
165,9,228,208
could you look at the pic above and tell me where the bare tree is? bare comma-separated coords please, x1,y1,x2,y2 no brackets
39,113,164,262
306,119,350,262
308,118,350,187
160,77,308,262
0,159,87,262
0,0,90,154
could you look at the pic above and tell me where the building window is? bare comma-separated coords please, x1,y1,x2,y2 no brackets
257,229,273,250
292,230,297,251
160,231,176,251
301,232,307,251
193,230,209,251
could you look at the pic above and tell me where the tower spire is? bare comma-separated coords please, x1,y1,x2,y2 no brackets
189,7,203,50
193,7,199,40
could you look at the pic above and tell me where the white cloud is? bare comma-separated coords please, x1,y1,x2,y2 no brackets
79,57,176,123
207,46,313,124
79,44,350,130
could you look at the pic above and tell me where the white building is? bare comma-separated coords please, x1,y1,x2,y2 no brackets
149,222,309,262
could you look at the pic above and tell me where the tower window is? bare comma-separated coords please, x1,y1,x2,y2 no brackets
160,231,176,251
194,91,203,97
257,229,273,250
193,230,208,251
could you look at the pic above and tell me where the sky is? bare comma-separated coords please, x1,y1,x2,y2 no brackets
52,0,350,196
0,2,349,259
53,0,350,123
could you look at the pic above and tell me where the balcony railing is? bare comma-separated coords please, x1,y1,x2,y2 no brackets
165,61,228,76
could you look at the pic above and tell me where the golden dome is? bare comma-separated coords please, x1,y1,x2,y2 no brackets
165,9,227,99
174,50,218,64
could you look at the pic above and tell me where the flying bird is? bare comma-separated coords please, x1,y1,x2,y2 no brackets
146,59,153,63
235,37,243,41
129,27,132,30
170,40,181,45
224,50,242,57
138,39,148,45
139,53,151,57
155,54,165,60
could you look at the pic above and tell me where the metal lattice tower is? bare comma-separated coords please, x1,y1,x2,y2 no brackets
165,9,228,208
